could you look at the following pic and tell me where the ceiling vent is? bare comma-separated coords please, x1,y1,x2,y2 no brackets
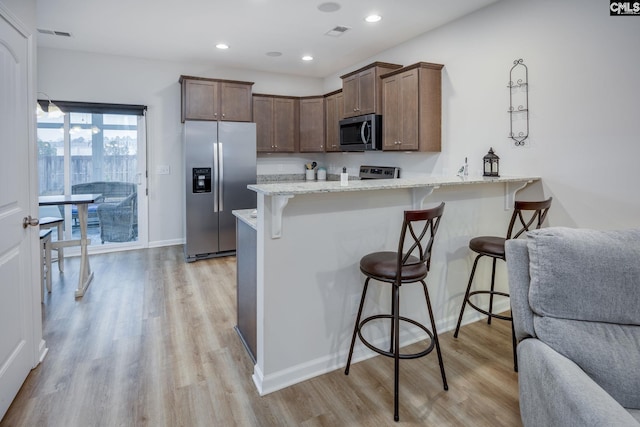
324,26,350,37
38,29,73,37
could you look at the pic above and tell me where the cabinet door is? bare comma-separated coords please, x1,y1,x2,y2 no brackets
182,79,218,121
299,97,325,152
342,74,359,118
357,68,376,116
325,92,343,152
398,69,419,151
382,75,400,150
253,96,274,152
273,97,297,152
220,82,252,122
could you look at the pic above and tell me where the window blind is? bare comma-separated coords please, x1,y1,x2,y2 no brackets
37,100,147,116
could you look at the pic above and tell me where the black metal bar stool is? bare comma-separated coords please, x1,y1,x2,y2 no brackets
454,198,552,371
344,202,448,422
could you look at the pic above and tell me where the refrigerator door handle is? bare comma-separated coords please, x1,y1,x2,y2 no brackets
219,142,224,212
213,141,219,213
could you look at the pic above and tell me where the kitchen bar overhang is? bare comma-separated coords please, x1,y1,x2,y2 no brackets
249,175,540,239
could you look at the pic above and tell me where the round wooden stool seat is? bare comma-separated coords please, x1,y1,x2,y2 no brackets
360,252,427,281
469,236,506,258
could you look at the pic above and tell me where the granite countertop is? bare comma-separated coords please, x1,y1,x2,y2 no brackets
232,209,257,230
248,175,541,196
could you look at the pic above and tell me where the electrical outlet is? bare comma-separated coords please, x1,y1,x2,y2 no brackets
156,165,170,175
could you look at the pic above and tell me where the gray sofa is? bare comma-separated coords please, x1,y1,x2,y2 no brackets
506,227,640,426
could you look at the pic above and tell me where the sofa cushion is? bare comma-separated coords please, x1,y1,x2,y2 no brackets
527,227,640,325
534,316,640,409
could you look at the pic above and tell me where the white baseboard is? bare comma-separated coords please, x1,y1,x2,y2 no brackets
147,238,184,249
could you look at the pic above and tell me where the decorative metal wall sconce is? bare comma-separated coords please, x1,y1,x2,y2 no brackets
508,59,528,146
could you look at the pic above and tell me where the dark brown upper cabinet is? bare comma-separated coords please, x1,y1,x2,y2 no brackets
340,62,402,119
381,62,443,152
253,94,299,153
180,76,253,123
299,96,326,153
324,90,343,152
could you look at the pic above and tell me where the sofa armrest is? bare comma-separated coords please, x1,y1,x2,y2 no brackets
518,339,639,427
506,239,535,341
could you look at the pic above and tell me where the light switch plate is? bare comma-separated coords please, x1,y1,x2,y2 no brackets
156,165,170,175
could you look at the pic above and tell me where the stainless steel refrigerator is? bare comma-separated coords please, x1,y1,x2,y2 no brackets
184,121,256,261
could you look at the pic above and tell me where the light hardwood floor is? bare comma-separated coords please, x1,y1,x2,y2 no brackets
1,246,522,426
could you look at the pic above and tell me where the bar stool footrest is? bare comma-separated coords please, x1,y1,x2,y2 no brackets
358,314,435,360
466,290,512,321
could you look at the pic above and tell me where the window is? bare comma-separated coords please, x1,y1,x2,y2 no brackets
37,101,147,249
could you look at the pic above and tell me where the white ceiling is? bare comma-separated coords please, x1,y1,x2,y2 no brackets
36,0,498,78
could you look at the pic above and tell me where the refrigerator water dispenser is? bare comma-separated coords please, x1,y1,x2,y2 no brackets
192,167,211,193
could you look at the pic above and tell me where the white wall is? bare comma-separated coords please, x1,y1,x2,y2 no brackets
38,0,640,245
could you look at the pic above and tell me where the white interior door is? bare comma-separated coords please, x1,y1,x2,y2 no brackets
0,8,41,419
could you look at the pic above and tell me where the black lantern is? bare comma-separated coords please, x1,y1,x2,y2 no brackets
483,147,500,177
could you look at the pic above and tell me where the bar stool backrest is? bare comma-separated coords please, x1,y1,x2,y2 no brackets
397,202,445,274
506,197,553,240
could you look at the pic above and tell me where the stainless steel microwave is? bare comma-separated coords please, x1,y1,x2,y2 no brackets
339,114,382,151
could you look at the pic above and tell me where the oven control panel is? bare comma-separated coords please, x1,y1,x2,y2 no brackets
359,166,401,179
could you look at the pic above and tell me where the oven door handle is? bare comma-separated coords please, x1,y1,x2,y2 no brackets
360,121,370,145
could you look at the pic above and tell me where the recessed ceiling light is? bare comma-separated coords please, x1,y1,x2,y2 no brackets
302,55,314,61
365,14,382,23
317,2,341,12
266,51,282,57
216,43,229,50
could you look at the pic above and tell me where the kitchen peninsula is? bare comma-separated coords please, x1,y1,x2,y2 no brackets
243,174,541,395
